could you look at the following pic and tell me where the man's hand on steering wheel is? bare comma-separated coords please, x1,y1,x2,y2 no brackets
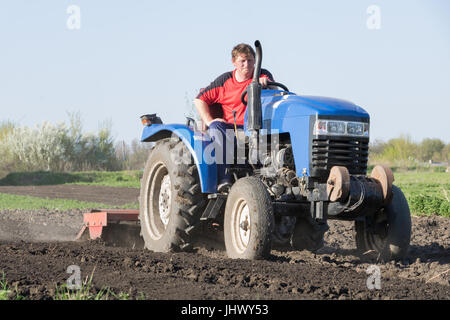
240,81,290,106
259,77,269,88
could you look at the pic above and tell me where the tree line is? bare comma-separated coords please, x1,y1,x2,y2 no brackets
369,135,450,167
0,114,151,178
1,116,448,177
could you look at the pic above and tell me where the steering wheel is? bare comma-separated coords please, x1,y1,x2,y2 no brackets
241,82,290,106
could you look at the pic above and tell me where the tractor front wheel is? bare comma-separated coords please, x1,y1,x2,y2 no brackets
224,177,275,259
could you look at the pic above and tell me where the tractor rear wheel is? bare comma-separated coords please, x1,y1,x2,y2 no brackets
139,138,206,252
355,185,411,260
224,177,274,259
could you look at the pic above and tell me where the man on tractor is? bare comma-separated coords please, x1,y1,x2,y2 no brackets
139,40,412,261
194,43,275,192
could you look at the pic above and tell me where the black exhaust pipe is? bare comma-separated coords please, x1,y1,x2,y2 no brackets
247,40,262,131
247,40,263,164
253,40,262,82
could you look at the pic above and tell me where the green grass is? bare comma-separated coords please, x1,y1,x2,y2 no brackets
1,270,140,300
0,193,138,210
0,169,448,216
0,272,23,300
0,170,142,188
54,268,114,300
54,283,113,300
0,272,11,300
394,172,450,217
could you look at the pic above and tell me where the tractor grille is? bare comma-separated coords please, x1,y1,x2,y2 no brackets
311,137,369,177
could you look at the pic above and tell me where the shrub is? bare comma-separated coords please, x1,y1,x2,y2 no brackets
0,114,121,173
1,121,67,171
115,139,153,170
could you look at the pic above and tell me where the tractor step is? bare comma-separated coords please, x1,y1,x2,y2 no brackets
76,209,144,248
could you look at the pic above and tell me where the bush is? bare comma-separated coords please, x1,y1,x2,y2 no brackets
115,139,153,170
419,138,445,162
0,114,121,174
1,121,67,172
369,135,449,169
0,121,17,177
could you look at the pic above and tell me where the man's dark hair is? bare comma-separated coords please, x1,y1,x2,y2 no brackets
231,43,255,61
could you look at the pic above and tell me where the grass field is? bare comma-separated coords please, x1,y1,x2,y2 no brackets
0,171,142,188
0,170,448,217
394,171,450,217
0,193,138,211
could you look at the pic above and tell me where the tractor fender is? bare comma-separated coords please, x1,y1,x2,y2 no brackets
141,124,217,193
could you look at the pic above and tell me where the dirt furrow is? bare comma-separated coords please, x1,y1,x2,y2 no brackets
0,185,448,299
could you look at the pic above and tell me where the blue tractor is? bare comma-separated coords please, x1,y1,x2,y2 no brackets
138,41,411,260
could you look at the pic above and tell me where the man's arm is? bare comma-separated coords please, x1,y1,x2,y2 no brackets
194,98,225,127
260,68,275,89
195,72,233,128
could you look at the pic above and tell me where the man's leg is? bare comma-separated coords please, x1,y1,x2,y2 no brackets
208,121,236,191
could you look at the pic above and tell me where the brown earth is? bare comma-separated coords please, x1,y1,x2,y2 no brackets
0,185,449,300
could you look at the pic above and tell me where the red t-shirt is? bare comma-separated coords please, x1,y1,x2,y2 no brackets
196,69,274,125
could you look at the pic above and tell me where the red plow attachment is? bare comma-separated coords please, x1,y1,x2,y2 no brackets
76,209,144,248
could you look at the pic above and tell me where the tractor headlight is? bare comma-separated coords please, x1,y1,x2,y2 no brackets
313,120,369,137
347,122,364,135
327,121,345,134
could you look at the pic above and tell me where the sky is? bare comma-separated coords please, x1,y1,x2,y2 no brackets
1,0,449,144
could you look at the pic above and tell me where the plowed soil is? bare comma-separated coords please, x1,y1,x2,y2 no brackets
0,185,449,300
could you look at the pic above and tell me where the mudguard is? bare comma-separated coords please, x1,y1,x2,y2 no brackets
141,124,217,193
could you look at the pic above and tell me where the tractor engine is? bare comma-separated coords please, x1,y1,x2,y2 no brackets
258,144,299,244
260,144,296,197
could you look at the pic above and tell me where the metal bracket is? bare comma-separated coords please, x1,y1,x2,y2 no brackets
309,201,327,221
307,184,328,202
200,194,227,221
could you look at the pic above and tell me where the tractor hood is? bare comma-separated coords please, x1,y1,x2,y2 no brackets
258,90,369,121
243,90,370,177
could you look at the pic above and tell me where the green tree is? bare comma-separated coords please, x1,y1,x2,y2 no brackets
115,139,152,170
441,143,450,162
369,139,387,156
0,121,15,142
380,135,418,163
419,138,445,162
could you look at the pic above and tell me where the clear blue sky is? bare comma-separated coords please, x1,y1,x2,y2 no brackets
1,0,449,144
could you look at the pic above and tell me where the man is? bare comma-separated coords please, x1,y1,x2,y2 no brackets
194,43,274,191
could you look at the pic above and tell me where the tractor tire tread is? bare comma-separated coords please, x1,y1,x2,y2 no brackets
139,138,206,253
